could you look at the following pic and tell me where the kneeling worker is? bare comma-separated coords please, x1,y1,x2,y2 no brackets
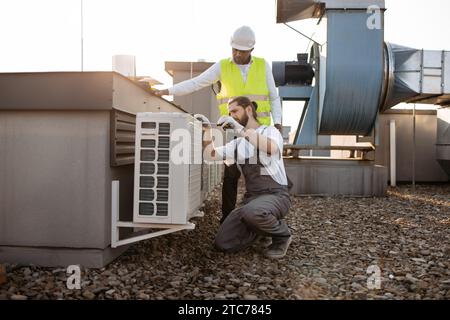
203,96,292,259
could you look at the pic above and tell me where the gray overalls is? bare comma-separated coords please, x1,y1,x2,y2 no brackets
215,129,291,253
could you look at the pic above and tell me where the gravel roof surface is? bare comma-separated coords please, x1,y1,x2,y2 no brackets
1,184,449,300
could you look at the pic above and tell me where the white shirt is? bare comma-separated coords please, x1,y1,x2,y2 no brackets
168,57,282,124
214,126,288,186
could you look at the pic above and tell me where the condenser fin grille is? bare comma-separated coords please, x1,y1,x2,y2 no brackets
157,176,169,188
157,163,169,175
141,150,155,161
140,176,155,188
139,189,155,201
158,150,170,161
142,122,156,129
139,203,154,215
141,139,156,148
157,190,169,201
140,163,155,175
156,203,168,216
159,123,170,135
158,136,170,148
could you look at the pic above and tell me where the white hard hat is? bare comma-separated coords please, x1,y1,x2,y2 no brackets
230,26,255,51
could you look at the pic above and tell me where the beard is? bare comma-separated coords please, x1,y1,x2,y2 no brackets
237,112,249,127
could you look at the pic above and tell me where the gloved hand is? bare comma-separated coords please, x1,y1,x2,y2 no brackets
217,116,244,134
194,114,212,128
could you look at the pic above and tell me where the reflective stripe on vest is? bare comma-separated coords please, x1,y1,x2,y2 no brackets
216,57,271,126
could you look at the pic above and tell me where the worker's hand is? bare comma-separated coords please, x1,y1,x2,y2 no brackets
194,114,212,128
274,124,283,134
217,116,244,134
153,89,169,97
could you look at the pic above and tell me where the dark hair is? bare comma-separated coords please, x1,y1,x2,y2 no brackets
228,96,258,119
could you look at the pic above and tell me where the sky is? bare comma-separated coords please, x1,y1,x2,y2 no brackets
1,0,449,131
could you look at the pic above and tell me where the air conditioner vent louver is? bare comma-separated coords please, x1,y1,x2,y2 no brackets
140,176,155,188
141,150,155,161
156,203,168,216
157,176,169,188
157,163,169,175
140,163,155,174
139,189,155,201
111,109,136,166
157,190,169,201
142,122,156,129
139,203,154,215
141,139,156,148
158,136,170,148
157,150,170,161
159,123,170,135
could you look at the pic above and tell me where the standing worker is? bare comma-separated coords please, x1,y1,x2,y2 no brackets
154,26,283,223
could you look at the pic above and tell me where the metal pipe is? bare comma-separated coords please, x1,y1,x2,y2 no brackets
390,120,396,187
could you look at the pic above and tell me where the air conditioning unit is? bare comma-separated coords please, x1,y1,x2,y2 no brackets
133,112,203,224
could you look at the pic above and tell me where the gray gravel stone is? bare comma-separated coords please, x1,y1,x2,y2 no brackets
82,291,95,300
137,292,150,300
1,184,448,300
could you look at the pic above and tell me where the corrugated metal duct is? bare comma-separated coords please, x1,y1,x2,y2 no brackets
319,10,384,136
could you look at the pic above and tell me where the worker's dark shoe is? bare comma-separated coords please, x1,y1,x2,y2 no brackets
264,236,292,259
253,235,272,248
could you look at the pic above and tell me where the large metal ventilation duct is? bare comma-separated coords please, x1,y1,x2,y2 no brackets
381,43,450,110
276,0,387,136
275,0,450,135
318,8,384,135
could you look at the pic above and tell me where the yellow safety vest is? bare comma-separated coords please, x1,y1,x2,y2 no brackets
216,56,271,126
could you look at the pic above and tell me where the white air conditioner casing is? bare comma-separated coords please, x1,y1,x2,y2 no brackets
133,112,202,224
